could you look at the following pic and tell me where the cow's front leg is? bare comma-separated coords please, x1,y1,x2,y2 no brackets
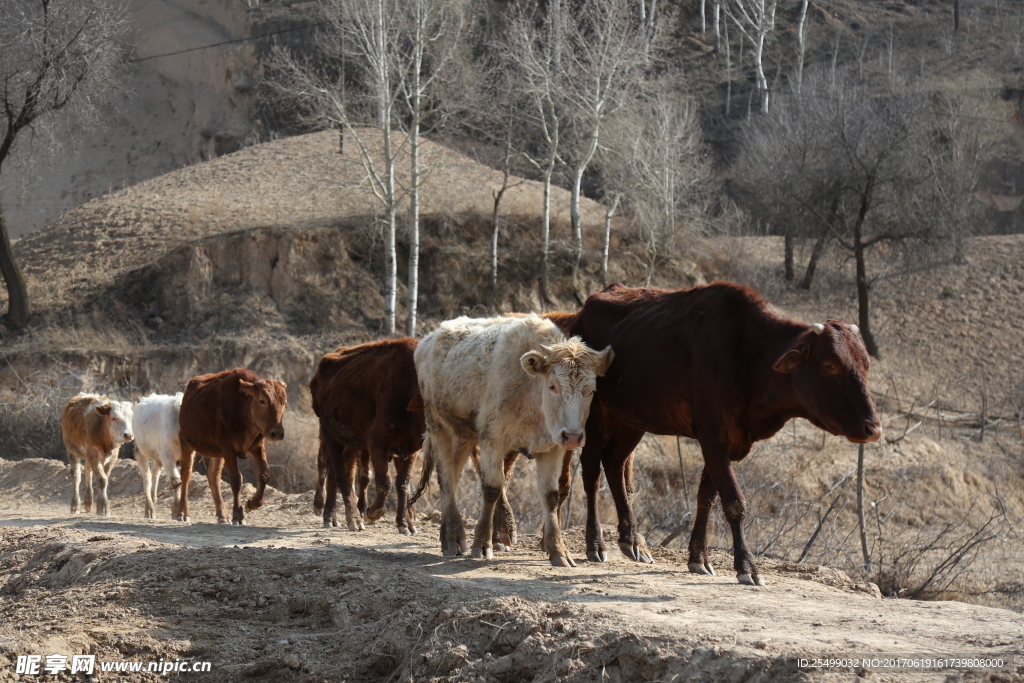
206,457,229,523
224,453,245,525
245,439,270,512
394,452,417,535
700,437,762,586
175,443,195,522
471,444,505,560
535,449,575,567
365,445,391,524
70,455,83,514
83,458,95,513
320,436,342,528
604,433,651,563
91,453,111,517
687,467,718,576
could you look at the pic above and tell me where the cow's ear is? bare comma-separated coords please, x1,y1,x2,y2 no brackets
595,346,615,377
773,342,810,374
406,395,424,412
521,350,550,376
95,403,111,416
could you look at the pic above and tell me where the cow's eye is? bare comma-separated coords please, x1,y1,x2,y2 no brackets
823,362,838,374
548,384,557,393
260,399,267,405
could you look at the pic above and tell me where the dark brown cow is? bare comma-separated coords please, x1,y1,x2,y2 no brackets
310,338,424,533
567,282,881,585
176,368,288,525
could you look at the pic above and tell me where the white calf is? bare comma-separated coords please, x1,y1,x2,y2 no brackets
132,393,184,519
415,314,613,566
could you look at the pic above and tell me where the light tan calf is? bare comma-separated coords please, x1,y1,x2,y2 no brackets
414,314,613,567
62,393,134,516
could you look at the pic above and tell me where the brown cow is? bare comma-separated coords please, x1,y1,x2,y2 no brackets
62,394,134,516
567,283,881,585
310,339,424,533
176,368,287,525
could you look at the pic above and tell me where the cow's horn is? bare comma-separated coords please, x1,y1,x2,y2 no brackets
849,324,860,335
538,344,554,356
811,323,825,334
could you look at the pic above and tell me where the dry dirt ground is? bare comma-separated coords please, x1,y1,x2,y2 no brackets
1,459,1022,683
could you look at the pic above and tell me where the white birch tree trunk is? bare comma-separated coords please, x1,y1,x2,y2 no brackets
407,120,420,336
601,194,620,286
796,0,808,94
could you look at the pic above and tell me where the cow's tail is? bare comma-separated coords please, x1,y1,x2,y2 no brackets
409,433,434,506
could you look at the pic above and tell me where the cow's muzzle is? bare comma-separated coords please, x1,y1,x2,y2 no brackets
558,430,584,449
267,427,285,441
848,420,881,444
123,432,134,442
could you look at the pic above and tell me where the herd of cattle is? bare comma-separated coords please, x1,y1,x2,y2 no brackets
56,282,881,586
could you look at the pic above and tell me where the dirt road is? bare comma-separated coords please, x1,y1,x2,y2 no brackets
0,459,1021,682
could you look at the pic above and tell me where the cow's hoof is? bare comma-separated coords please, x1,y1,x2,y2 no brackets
217,518,230,525
550,556,577,568
407,526,417,536
619,541,654,564
471,547,494,560
178,515,190,523
232,519,246,526
398,526,410,535
357,521,366,531
688,562,715,576
443,543,464,557
365,508,385,523
587,549,609,563
493,542,506,552
331,519,340,527
737,573,765,586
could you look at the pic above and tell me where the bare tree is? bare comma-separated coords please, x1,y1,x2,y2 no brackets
560,0,647,303
399,0,464,336
723,0,778,114
611,88,712,287
0,0,129,328
500,4,567,306
269,0,463,336
735,67,984,357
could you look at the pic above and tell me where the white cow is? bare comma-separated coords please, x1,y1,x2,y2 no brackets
132,393,184,520
414,314,613,567
62,394,135,517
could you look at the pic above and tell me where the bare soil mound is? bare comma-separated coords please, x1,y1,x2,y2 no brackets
2,458,1023,682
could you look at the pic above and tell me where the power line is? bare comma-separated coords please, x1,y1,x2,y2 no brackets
129,21,324,63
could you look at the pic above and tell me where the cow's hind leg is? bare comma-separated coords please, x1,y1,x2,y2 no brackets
394,452,417,535
206,457,229,524
336,446,365,531
137,453,156,520
224,453,245,525
357,450,371,519
687,467,718,576
365,444,391,524
70,455,83,514
535,449,576,567
320,437,343,528
436,435,471,556
492,450,519,551
313,441,328,516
